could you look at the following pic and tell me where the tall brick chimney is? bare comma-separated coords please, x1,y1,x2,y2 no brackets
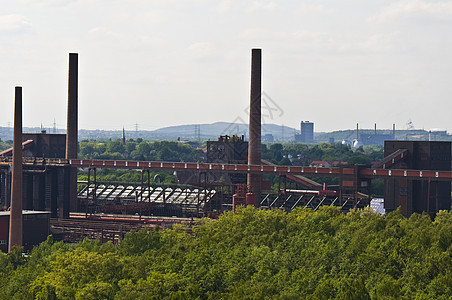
9,86,23,251
66,53,78,213
247,49,262,201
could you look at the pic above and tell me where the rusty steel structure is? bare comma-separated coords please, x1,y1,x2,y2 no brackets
1,157,452,196
56,159,452,180
2,157,452,181
50,214,191,244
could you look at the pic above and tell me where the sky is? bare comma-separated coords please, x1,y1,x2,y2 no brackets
1,0,452,133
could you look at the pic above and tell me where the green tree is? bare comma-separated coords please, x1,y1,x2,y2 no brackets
107,141,125,154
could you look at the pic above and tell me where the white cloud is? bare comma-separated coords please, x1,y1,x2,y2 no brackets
0,14,32,32
217,0,233,13
88,27,124,40
359,32,400,52
187,42,216,60
11,0,77,6
238,28,338,53
292,30,330,42
337,32,401,53
239,28,289,41
139,35,166,47
246,0,277,12
372,0,452,22
35,0,77,7
295,3,332,15
1,0,452,131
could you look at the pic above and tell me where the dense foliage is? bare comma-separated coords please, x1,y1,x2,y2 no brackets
262,143,383,166
78,139,383,167
0,139,12,152
79,140,201,162
2,207,452,299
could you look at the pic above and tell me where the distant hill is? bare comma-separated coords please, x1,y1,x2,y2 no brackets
148,122,298,141
1,124,450,143
0,123,298,142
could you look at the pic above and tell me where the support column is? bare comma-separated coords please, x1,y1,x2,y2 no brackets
0,171,4,208
24,174,33,210
9,86,23,252
5,170,11,208
247,49,262,204
49,170,58,218
32,174,44,211
59,168,70,219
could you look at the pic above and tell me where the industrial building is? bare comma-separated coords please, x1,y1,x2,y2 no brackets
0,211,50,252
383,141,451,216
0,130,72,219
359,124,396,146
360,133,394,146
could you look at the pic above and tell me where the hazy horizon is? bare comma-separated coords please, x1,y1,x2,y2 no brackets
1,1,452,133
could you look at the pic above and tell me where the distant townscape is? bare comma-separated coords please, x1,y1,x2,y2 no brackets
1,121,450,145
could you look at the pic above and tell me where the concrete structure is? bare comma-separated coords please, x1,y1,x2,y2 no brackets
247,49,262,199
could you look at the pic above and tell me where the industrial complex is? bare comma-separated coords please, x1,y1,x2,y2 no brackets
1,50,451,252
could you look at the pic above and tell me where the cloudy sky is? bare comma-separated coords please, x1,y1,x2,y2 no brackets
1,0,452,133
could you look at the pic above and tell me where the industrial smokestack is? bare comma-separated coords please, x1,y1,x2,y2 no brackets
356,123,359,140
66,53,78,159
9,86,23,251
66,53,78,213
247,49,262,199
393,124,396,139
374,123,377,135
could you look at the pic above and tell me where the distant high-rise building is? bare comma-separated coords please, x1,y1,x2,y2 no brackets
295,121,314,143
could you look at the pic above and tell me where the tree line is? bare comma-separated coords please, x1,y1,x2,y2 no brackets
1,207,451,299
78,139,383,166
0,138,384,167
79,139,202,162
